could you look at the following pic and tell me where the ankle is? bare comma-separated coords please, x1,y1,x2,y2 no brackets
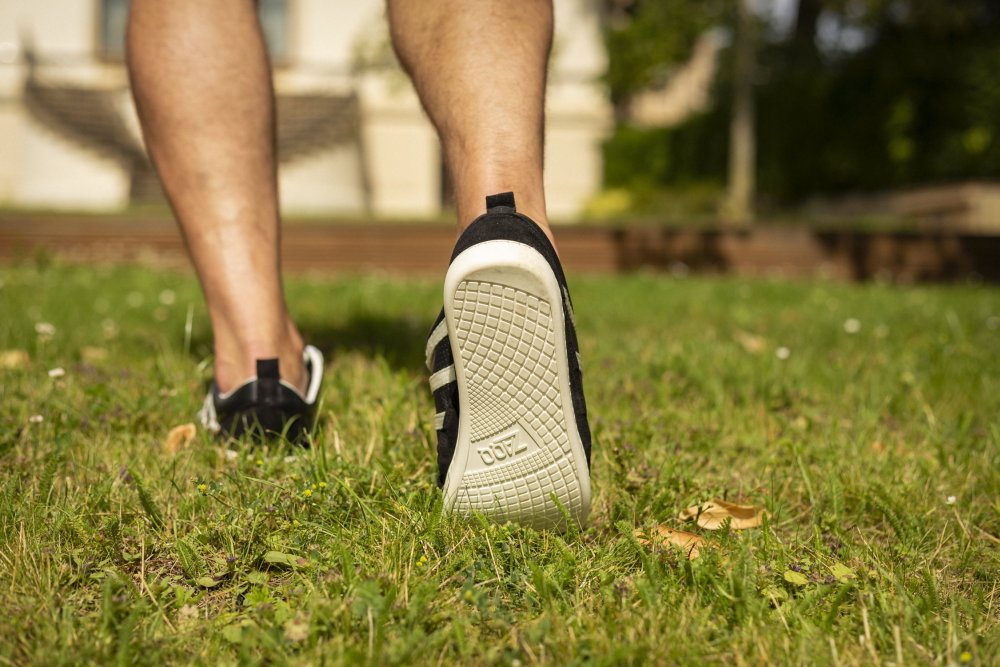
212,325,307,395
456,190,556,250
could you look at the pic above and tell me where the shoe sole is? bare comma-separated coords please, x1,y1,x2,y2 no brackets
442,239,591,529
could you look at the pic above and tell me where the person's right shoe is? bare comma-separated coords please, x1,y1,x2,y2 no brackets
426,192,592,530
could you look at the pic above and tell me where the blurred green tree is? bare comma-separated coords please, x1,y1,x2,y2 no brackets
603,0,726,107
601,0,1000,216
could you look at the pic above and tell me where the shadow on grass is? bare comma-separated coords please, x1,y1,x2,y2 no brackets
305,313,430,373
188,312,431,374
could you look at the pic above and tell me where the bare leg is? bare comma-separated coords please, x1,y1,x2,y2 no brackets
127,0,305,393
387,0,556,245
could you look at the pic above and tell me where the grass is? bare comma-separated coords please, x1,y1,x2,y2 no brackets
1,260,998,665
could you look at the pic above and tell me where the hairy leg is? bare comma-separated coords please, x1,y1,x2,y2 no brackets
127,0,305,393
387,0,556,244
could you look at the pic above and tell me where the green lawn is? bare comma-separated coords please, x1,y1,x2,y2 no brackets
1,261,998,665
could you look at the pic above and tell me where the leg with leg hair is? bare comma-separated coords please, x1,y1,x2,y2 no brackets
127,0,306,395
387,0,556,244
390,0,593,527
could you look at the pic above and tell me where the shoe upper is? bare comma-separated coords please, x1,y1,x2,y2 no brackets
426,192,592,487
426,309,460,487
202,345,324,444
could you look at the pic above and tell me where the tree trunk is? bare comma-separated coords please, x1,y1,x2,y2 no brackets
794,0,822,50
725,0,756,224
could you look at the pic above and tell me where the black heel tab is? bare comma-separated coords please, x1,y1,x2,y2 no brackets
486,192,516,212
452,191,559,265
257,358,279,403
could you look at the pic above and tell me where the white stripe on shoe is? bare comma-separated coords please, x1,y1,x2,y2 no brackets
425,319,449,371
428,365,456,392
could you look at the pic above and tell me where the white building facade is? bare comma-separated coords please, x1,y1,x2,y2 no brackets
0,0,612,220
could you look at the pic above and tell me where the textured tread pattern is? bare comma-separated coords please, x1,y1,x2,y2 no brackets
451,280,583,528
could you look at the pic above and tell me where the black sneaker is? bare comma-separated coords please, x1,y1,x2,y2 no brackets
199,345,324,444
426,192,592,529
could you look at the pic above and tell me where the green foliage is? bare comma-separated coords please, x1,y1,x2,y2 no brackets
754,19,1000,201
601,115,728,218
1,262,999,663
603,0,727,104
602,0,1000,206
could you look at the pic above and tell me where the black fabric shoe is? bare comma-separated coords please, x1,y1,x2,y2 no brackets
426,192,592,529
199,345,324,444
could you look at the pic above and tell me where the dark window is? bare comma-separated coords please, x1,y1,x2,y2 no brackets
258,0,290,62
100,0,129,60
100,0,290,61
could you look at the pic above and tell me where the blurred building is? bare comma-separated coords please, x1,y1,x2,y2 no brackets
0,0,611,219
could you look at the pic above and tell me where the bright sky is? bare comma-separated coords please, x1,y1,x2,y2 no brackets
758,0,874,52
758,0,800,37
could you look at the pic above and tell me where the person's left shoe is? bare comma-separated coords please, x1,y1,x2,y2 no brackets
199,345,324,444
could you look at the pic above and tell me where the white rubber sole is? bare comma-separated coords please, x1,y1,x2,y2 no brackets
441,240,591,529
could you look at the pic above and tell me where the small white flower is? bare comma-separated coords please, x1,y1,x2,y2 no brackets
283,455,298,464
126,291,144,308
28,414,43,423
775,346,791,360
158,289,177,306
224,449,239,461
35,322,56,337
47,367,66,378
843,318,861,334
946,495,957,505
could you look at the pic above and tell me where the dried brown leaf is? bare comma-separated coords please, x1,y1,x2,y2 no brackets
283,613,310,642
733,331,766,354
0,349,30,369
634,525,704,560
678,499,768,530
164,423,197,455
